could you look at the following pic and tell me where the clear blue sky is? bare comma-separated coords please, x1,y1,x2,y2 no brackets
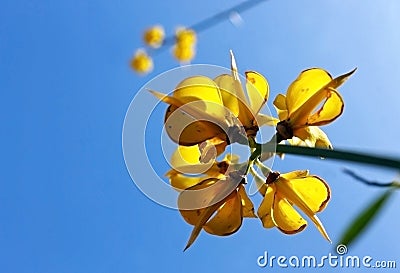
1,0,399,272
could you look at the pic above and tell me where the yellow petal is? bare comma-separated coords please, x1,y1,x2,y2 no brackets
237,185,256,218
229,51,255,128
255,113,279,126
293,127,333,149
179,179,217,225
214,73,254,128
180,178,240,250
169,173,204,190
257,185,275,228
245,71,269,115
275,178,331,241
307,89,344,126
325,68,357,90
171,145,201,166
289,69,356,126
164,104,227,146
150,89,224,125
173,76,226,119
148,89,182,106
170,145,215,174
204,190,242,235
273,94,289,120
280,170,310,180
287,175,331,213
271,192,307,234
286,68,332,116
150,88,230,146
214,74,241,118
183,200,224,251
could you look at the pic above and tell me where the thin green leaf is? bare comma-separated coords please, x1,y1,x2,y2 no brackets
337,189,394,247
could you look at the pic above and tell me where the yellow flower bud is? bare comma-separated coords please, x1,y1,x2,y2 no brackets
130,50,153,74
143,25,165,48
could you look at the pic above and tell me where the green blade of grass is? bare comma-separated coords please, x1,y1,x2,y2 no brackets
337,189,394,248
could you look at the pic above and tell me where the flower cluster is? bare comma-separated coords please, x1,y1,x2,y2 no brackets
130,25,197,75
151,51,355,250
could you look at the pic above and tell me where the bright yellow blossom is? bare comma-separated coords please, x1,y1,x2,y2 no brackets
176,172,255,250
273,68,356,148
143,25,165,48
172,44,196,63
130,49,153,74
257,170,331,241
166,146,255,250
175,28,197,47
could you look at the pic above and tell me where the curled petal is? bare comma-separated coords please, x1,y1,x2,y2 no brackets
271,192,307,234
289,69,356,126
307,89,344,126
287,175,331,213
245,71,269,115
204,190,242,235
238,185,256,218
273,94,289,121
257,185,275,228
275,178,331,241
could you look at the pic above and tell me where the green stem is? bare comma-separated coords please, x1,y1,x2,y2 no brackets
153,0,269,54
252,144,400,170
344,169,400,188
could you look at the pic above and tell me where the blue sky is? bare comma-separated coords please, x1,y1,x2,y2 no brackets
1,0,400,272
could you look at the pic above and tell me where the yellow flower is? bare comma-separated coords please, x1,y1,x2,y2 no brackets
150,51,276,161
177,174,255,250
172,44,196,63
175,27,197,47
143,25,165,48
130,49,153,74
180,178,255,250
166,146,255,250
257,170,331,241
273,68,356,148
